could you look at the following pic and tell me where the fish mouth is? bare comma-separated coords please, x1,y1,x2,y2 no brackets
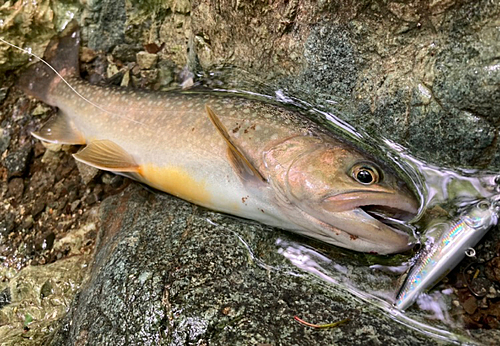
319,191,419,253
358,205,416,235
322,190,419,217
360,204,415,224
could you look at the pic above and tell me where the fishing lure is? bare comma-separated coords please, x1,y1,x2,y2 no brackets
395,196,500,310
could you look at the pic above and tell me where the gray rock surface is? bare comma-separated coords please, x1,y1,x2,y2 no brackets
50,185,438,346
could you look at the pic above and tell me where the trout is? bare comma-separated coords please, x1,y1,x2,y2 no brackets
17,23,419,254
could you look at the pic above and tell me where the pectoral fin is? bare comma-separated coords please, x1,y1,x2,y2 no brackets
31,112,85,145
205,105,266,183
73,140,139,172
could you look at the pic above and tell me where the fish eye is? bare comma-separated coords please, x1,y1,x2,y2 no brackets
352,165,379,185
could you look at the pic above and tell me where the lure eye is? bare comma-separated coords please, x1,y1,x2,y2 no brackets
352,165,379,185
478,201,490,210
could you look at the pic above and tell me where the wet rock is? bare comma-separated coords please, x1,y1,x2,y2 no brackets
4,145,32,178
3,0,500,344
49,185,437,346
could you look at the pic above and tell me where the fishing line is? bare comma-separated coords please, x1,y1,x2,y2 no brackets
0,36,152,129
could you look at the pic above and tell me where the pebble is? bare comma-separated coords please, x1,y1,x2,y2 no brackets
31,200,46,217
21,215,34,230
0,213,15,236
70,200,81,213
0,127,11,154
7,178,24,200
463,296,478,315
136,51,158,70
75,161,100,184
4,145,32,178
0,288,11,309
81,47,97,63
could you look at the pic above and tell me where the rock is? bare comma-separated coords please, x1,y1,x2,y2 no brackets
31,200,46,217
0,256,90,344
0,127,10,154
0,213,15,236
4,145,32,178
2,0,500,345
7,177,24,200
49,185,437,345
136,51,158,69
0,288,11,309
85,0,126,52
80,47,97,63
463,296,478,315
75,161,99,185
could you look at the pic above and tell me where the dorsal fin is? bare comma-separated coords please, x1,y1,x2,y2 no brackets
73,140,139,172
31,111,86,145
205,105,266,183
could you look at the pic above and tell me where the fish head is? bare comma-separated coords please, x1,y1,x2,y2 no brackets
263,136,420,254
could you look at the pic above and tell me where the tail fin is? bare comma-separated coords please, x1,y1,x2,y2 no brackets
17,20,80,106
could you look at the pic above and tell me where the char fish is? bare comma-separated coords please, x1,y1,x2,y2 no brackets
17,23,419,254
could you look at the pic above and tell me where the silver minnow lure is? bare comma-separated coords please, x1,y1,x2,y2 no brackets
395,197,500,310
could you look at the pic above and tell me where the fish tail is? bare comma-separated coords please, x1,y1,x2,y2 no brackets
17,20,80,106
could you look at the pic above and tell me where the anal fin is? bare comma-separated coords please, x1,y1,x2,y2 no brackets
31,111,86,145
73,140,139,172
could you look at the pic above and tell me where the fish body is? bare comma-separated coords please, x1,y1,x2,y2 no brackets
395,198,499,310
18,23,419,254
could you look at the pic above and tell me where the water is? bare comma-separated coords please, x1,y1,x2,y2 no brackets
196,75,500,344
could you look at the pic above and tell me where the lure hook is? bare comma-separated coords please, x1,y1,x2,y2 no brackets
465,248,476,258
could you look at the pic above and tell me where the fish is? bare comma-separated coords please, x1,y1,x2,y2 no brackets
395,197,500,310
15,22,419,255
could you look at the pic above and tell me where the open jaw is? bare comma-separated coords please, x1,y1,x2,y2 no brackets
360,205,416,231
319,192,420,254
